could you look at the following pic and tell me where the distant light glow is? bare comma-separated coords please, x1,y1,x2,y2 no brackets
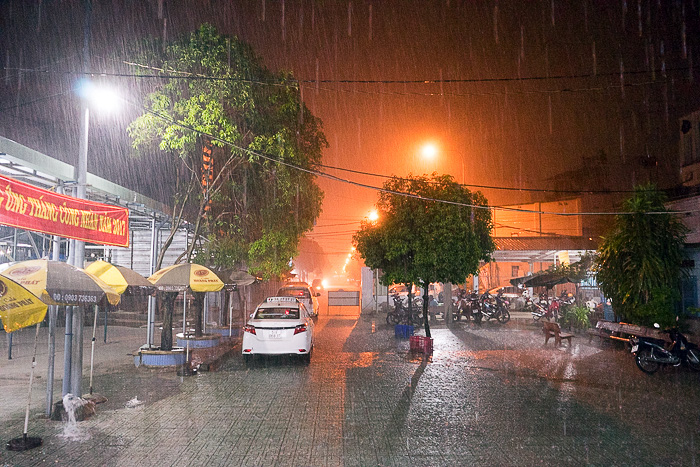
421,142,438,160
368,210,379,222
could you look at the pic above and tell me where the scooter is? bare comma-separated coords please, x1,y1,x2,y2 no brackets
525,294,553,321
629,323,700,374
493,290,511,324
474,292,508,324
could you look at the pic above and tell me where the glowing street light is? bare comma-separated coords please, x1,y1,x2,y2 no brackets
421,142,438,160
415,141,439,175
368,210,379,222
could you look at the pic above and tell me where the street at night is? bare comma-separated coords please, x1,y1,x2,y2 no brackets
2,1,700,466
2,310,699,466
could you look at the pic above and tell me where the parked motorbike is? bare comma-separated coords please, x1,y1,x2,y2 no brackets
386,293,422,327
474,292,509,324
451,289,472,322
493,290,511,323
525,293,553,321
629,323,700,374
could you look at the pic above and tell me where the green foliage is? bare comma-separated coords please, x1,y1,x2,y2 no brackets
546,252,595,282
560,304,592,330
354,174,493,286
595,184,687,326
247,230,299,280
353,174,495,336
127,24,325,277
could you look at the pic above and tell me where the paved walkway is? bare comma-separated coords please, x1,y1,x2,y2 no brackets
1,313,699,466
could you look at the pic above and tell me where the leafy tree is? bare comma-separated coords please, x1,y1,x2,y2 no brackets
127,24,325,278
353,174,495,337
596,184,687,327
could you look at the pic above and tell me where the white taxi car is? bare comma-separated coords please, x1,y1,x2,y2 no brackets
242,296,315,364
276,282,320,318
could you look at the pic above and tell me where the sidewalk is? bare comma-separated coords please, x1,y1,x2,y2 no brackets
6,314,691,466
1,325,148,420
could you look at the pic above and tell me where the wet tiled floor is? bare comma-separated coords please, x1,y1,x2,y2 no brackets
1,315,699,466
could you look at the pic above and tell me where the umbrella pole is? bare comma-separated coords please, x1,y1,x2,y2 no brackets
229,291,232,338
103,305,108,343
17,323,42,450
89,305,98,395
182,292,187,337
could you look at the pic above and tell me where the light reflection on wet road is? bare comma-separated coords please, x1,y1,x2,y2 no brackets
2,314,699,466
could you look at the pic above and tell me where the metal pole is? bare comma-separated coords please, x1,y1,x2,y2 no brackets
182,291,187,337
375,269,379,314
147,217,156,348
229,291,233,337
22,323,41,440
62,306,72,396
67,0,91,398
203,293,208,334
46,199,61,415
88,304,98,394
70,306,83,397
45,305,57,416
7,228,18,359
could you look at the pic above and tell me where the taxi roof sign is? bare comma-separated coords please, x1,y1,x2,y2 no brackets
266,296,299,303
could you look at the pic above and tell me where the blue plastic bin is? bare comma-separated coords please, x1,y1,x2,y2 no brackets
394,324,414,338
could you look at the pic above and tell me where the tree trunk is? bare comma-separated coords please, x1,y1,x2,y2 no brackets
422,282,431,338
160,292,178,351
193,292,205,337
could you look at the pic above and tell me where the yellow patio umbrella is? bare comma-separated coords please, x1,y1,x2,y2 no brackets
85,260,155,295
0,275,49,452
148,263,224,350
0,259,120,306
148,263,224,292
0,275,48,333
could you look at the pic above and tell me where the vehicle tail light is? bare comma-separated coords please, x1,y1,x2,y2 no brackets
243,324,256,335
294,324,307,335
299,349,307,353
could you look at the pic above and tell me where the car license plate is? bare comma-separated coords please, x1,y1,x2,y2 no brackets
268,330,282,339
630,345,638,353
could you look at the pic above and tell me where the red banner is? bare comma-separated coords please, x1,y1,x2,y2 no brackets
0,174,129,247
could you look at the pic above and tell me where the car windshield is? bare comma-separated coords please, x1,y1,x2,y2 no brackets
254,307,300,319
277,288,311,300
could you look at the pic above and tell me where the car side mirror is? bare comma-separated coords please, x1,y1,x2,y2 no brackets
249,313,254,319
315,292,321,297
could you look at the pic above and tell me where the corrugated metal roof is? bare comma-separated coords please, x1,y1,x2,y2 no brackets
494,236,598,251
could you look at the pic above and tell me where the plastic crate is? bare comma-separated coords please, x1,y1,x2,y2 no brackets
394,324,414,338
409,335,433,354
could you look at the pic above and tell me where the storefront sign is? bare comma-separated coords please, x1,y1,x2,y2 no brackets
0,174,129,247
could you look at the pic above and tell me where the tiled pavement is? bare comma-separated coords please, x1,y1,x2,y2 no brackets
1,313,699,466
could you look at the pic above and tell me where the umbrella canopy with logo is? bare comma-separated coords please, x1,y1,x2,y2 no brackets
85,260,155,295
0,275,48,333
148,264,224,349
148,263,224,292
0,259,120,306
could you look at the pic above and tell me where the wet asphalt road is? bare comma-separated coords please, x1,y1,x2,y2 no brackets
1,312,700,466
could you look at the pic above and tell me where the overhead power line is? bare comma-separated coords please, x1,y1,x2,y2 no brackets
5,59,696,99
319,163,639,195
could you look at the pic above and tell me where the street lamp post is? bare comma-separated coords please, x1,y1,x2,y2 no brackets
67,102,89,397
63,80,119,398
